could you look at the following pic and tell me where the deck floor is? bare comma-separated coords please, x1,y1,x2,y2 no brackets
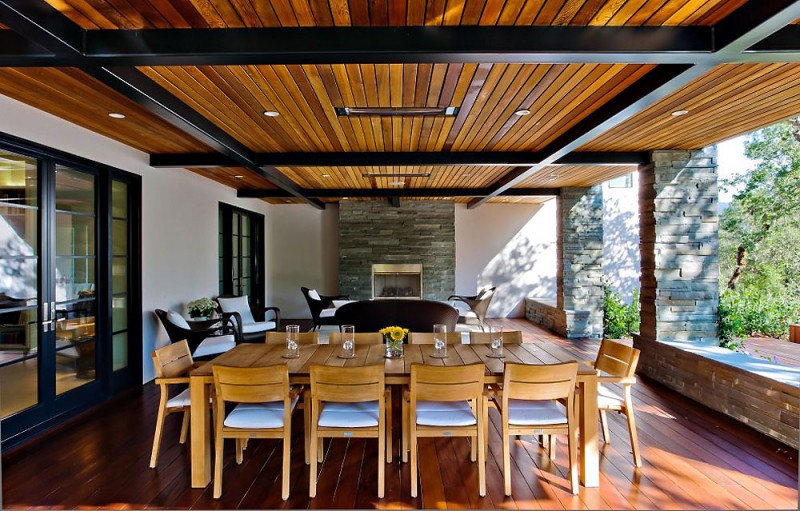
2,319,797,510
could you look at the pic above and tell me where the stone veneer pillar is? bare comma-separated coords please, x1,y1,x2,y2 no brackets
637,148,719,345
556,186,604,338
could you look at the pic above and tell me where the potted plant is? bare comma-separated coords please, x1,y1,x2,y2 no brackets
380,325,408,358
187,297,217,320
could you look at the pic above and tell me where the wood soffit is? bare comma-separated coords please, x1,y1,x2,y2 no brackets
0,1,799,206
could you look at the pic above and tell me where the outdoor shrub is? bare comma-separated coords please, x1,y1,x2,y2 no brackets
603,285,640,339
719,288,800,345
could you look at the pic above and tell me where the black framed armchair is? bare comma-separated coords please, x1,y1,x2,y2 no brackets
215,295,280,342
448,286,496,331
154,308,239,359
301,287,350,331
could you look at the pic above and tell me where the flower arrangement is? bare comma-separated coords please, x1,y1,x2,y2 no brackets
379,325,408,358
187,297,217,319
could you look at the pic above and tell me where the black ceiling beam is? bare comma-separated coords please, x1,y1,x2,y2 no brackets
469,0,800,208
238,188,559,199
149,151,648,168
0,0,322,209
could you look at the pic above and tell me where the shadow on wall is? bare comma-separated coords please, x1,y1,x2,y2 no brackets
603,196,640,302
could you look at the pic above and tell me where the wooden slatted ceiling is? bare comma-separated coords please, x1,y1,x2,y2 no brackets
582,63,800,151
516,164,638,187
41,0,744,29
187,167,279,190
0,67,210,154
138,63,654,154
281,164,513,189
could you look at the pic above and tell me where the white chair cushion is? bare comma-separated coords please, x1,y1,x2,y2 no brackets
223,396,299,429
193,334,236,358
460,311,479,320
507,399,567,426
167,310,190,330
166,388,191,408
597,383,624,408
319,309,336,318
332,299,355,308
308,289,321,301
242,321,276,334
318,400,380,427
217,296,256,325
415,400,476,426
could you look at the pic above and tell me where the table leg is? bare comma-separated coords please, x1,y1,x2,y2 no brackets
579,373,599,487
190,376,211,488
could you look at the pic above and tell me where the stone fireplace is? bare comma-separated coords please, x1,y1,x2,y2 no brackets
372,263,422,299
339,201,455,301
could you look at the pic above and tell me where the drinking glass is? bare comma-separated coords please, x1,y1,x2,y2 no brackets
284,324,300,358
432,323,447,358
487,325,504,358
340,324,356,358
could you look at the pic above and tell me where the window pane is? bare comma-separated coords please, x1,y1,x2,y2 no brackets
112,332,128,371
241,257,250,278
56,213,95,257
241,216,249,236
0,205,38,256
0,151,37,208
55,166,94,214
0,307,38,357
232,215,238,235
112,219,127,256
111,180,128,219
112,295,127,331
112,257,127,294
0,358,38,418
55,321,95,395
242,239,251,257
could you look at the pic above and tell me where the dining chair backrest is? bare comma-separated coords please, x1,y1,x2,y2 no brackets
213,364,289,405
408,332,463,344
410,363,485,402
263,331,319,345
328,332,384,345
594,339,640,378
310,364,385,403
152,339,193,379
502,361,578,403
468,330,523,344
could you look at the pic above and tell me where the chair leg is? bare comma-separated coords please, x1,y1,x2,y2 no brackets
236,438,244,464
478,399,486,497
410,422,418,498
213,434,224,499
502,423,511,496
568,429,578,495
470,432,477,462
282,428,291,500
549,434,557,461
402,392,409,463
385,388,393,463
304,390,311,464
624,391,642,468
600,409,610,443
483,396,489,462
309,424,318,497
149,402,168,468
179,410,190,444
378,406,386,498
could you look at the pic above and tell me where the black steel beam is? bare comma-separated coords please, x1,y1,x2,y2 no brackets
150,151,648,168
238,188,559,199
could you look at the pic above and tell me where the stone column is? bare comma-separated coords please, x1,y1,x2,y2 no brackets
556,186,604,338
637,148,719,345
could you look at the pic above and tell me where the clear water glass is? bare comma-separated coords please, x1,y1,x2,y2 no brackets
341,324,355,358
286,324,300,358
490,326,503,357
433,323,447,358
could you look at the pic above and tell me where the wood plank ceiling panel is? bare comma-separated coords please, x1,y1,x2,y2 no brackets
581,63,800,151
187,167,280,190
515,164,638,187
0,67,211,154
41,0,744,28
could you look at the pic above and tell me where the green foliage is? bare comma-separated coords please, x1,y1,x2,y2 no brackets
603,285,640,339
719,288,800,342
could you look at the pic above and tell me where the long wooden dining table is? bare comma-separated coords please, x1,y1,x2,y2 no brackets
189,342,599,489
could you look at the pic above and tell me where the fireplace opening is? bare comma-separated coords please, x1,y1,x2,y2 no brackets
372,264,422,299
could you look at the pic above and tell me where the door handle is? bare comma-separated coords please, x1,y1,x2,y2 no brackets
42,320,53,332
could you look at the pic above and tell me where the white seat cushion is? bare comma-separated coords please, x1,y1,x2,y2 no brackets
415,400,476,426
597,383,624,408
193,334,236,358
507,399,567,426
319,309,336,318
167,388,191,408
332,299,355,308
460,311,479,320
308,289,321,301
223,396,299,429
242,321,276,334
167,310,190,330
318,400,380,427
217,296,256,325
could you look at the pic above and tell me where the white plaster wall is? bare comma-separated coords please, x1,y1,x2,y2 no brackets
454,202,557,318
265,203,339,319
602,173,641,301
0,94,271,382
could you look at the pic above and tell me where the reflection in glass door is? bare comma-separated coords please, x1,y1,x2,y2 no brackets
53,166,97,395
0,151,39,418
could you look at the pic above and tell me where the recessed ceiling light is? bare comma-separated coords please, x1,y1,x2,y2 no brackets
463,172,473,177
108,112,126,119
514,109,531,116
341,197,349,200
263,110,280,117
321,173,330,178
389,181,405,186
671,110,689,116
234,175,244,179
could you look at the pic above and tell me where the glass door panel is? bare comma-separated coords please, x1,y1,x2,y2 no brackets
111,180,129,372
54,166,96,395
0,151,39,418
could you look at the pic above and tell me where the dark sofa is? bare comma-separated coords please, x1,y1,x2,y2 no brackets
333,299,459,333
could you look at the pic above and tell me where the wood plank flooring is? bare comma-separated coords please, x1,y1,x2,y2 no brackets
2,319,797,510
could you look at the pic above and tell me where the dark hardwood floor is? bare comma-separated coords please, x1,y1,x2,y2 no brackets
2,319,797,510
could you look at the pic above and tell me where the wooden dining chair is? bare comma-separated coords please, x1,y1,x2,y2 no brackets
408,332,463,344
212,364,299,500
592,339,642,467
498,361,579,495
263,331,319,345
150,340,197,468
407,363,487,498
468,330,523,344
309,364,387,498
